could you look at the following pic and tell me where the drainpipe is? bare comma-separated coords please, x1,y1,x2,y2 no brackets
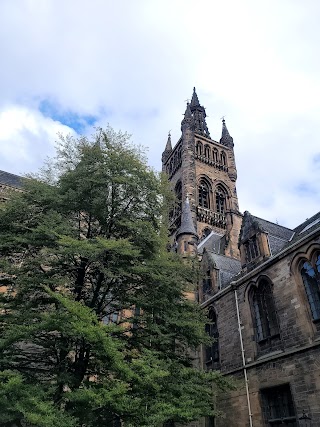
234,289,253,427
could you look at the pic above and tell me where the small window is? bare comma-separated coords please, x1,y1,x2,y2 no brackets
213,148,218,162
205,416,215,427
250,280,279,342
261,384,297,426
204,145,210,159
103,311,120,325
244,236,260,262
204,308,219,368
196,141,203,156
220,151,227,166
301,255,320,320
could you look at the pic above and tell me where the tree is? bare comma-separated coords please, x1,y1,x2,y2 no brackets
0,127,231,427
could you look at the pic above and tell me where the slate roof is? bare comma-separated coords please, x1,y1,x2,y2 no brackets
285,211,320,246
240,211,294,256
207,252,242,289
0,170,23,189
176,198,198,238
197,231,224,254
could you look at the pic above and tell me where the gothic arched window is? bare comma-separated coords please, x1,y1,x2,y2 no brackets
215,185,227,214
204,145,210,159
205,307,219,367
213,148,218,163
301,255,320,320
220,151,227,166
175,181,182,211
202,269,212,296
250,279,279,342
196,141,203,156
198,179,211,209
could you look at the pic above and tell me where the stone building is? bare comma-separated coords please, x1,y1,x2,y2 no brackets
162,88,320,427
1,88,320,426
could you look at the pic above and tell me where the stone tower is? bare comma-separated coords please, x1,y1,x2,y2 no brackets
162,88,242,259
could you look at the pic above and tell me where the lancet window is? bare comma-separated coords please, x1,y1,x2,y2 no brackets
215,185,227,214
220,151,227,166
196,141,203,156
300,254,320,320
250,279,279,342
198,179,211,209
205,307,219,367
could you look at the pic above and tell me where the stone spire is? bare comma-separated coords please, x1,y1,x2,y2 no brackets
162,132,173,163
176,197,198,238
189,87,210,138
220,118,234,147
181,102,193,132
190,86,200,107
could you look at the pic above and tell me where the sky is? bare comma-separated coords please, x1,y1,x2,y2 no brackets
1,0,320,229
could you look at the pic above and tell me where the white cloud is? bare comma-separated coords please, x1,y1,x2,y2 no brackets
0,106,75,175
1,0,320,228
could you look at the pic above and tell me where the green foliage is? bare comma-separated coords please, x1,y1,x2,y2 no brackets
0,127,232,427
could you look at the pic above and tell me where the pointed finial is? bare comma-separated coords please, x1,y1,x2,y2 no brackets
165,131,172,151
220,116,234,147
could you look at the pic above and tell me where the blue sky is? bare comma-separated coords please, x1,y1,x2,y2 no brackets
1,0,320,228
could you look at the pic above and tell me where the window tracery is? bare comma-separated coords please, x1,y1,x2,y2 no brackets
198,179,211,209
300,254,320,320
250,279,279,342
244,236,260,263
215,184,227,214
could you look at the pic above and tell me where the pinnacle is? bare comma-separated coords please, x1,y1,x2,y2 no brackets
165,132,172,152
220,118,234,147
190,87,200,107
184,102,192,119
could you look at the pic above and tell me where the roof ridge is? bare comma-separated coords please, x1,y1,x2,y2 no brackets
0,170,23,179
294,210,320,231
253,214,293,231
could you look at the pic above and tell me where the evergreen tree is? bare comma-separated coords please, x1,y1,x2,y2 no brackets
0,127,231,427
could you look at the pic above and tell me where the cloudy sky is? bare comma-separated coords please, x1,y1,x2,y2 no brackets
1,0,320,228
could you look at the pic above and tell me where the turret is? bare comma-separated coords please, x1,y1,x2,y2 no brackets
176,197,198,256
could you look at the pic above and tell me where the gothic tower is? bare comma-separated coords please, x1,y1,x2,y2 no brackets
162,88,242,259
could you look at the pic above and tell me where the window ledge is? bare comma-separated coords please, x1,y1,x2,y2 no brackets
256,349,284,361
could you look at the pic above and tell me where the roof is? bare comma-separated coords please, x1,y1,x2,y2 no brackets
0,170,23,189
207,252,242,289
197,231,224,254
240,211,294,256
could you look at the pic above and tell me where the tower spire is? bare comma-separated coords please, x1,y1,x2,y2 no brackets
190,87,200,107
220,117,234,147
188,87,210,138
162,132,173,163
